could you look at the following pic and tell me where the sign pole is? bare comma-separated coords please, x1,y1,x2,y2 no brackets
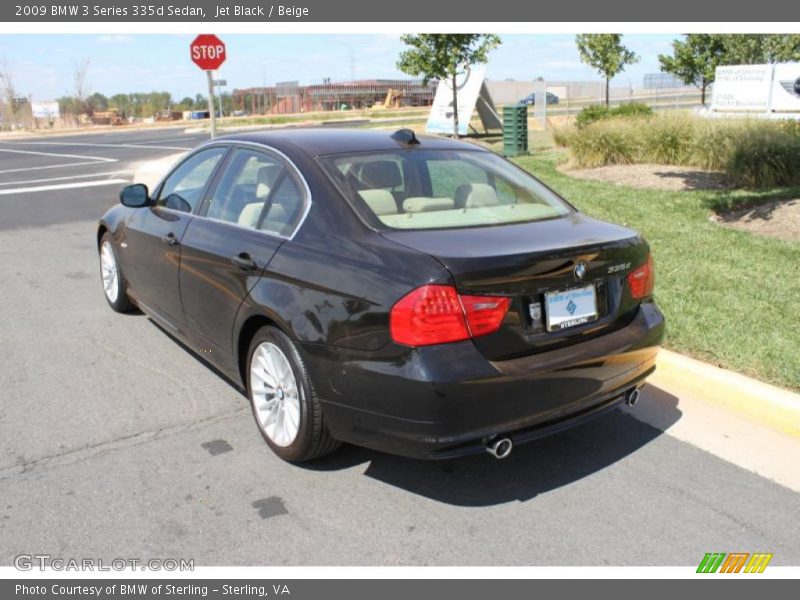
206,70,217,138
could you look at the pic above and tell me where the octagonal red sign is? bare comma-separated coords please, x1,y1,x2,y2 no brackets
190,34,226,71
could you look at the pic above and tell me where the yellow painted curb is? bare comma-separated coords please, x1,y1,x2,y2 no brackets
649,349,800,438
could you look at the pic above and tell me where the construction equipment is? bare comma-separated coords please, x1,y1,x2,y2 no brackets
91,109,125,126
373,88,405,110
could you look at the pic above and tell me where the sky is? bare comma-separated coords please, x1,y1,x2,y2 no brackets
0,34,679,101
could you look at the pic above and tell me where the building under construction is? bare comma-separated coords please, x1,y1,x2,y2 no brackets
232,79,437,114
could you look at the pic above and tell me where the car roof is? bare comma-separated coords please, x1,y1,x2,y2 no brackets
215,127,489,157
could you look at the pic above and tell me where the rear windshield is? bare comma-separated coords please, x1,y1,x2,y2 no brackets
319,149,571,230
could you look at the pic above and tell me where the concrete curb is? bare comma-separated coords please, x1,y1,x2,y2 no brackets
649,349,800,438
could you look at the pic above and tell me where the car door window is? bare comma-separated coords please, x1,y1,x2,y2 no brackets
260,175,304,236
157,147,227,213
204,149,285,228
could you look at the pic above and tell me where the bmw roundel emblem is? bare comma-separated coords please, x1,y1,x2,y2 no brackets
574,261,588,280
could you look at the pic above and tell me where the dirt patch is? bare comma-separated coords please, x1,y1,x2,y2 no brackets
560,163,733,192
712,199,800,242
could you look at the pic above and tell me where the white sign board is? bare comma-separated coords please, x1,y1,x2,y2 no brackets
711,65,773,112
710,63,800,115
426,64,488,136
31,101,60,120
770,63,800,112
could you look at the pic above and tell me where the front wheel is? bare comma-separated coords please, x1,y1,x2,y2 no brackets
99,233,135,313
247,326,340,462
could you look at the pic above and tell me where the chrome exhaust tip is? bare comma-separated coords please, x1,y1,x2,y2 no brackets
486,437,513,459
625,388,640,407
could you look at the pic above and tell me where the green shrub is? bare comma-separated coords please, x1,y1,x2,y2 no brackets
569,119,638,167
575,105,611,129
642,114,694,165
727,131,800,188
574,102,653,129
688,120,742,170
612,102,654,120
552,125,576,148
566,112,800,188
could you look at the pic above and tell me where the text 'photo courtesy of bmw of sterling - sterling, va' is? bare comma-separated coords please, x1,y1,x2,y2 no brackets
97,128,664,463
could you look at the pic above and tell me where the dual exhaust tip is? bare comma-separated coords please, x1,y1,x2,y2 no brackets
484,387,641,460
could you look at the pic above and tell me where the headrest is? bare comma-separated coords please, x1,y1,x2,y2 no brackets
454,183,500,208
256,165,281,198
359,160,402,189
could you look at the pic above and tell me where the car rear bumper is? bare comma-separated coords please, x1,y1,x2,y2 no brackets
301,301,665,459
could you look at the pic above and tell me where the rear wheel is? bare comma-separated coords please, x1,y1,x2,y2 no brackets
247,326,340,462
99,233,134,313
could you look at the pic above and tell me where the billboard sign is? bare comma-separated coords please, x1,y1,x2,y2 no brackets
31,101,60,119
711,62,800,114
711,64,773,112
770,63,800,112
426,65,501,135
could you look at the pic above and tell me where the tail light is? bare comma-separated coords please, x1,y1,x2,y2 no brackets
390,285,511,347
627,254,655,299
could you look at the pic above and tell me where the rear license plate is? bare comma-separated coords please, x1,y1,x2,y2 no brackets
544,285,598,331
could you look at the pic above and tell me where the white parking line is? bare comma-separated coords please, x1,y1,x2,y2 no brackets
12,141,191,151
0,161,120,175
0,147,119,175
0,147,117,162
0,170,132,187
0,178,129,195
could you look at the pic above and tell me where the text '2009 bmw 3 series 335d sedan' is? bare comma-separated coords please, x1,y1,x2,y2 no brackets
97,128,664,462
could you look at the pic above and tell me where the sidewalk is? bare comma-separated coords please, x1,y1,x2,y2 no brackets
650,349,800,438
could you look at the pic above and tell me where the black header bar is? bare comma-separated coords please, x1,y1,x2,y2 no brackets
2,0,799,22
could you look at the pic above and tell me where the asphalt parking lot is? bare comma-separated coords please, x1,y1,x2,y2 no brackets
1,127,799,567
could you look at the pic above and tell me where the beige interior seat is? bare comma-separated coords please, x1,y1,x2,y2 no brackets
359,189,398,215
455,183,500,208
238,203,263,228
237,164,281,228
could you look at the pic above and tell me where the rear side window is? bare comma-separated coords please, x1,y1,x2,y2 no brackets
321,149,571,230
205,149,285,227
202,148,306,237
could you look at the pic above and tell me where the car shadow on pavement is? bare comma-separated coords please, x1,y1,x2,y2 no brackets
304,385,681,507
146,317,682,506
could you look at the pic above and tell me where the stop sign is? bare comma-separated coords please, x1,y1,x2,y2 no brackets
190,34,226,71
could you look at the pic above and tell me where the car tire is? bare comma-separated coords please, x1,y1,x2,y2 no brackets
99,232,135,313
247,326,340,462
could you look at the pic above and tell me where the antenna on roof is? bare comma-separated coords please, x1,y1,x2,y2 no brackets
391,129,420,146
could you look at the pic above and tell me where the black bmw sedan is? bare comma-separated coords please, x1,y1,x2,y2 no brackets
97,128,664,462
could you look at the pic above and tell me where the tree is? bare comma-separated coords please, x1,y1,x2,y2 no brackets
86,92,109,115
575,34,640,106
72,58,91,116
0,58,19,124
397,34,501,137
718,34,800,64
658,35,727,105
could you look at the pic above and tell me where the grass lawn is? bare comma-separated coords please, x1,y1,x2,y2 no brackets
511,149,800,392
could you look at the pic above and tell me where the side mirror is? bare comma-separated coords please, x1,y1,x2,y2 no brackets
120,184,150,208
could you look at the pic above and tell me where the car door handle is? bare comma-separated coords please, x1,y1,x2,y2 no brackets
230,253,258,271
162,233,179,247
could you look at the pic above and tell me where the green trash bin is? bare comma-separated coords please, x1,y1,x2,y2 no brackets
503,105,529,157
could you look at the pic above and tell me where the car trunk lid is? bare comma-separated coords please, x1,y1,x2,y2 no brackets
381,214,650,360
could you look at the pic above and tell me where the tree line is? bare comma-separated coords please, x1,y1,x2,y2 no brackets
56,91,234,119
